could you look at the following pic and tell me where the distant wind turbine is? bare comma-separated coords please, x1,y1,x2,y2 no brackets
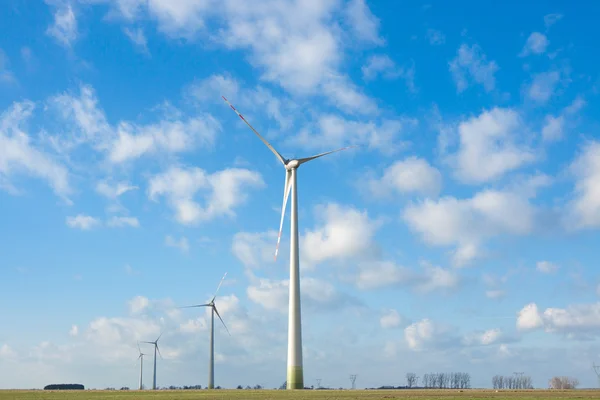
222,96,356,389
136,341,147,390
141,333,163,390
180,272,230,389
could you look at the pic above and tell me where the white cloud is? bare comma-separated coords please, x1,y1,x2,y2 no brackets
361,55,416,92
344,0,384,45
516,303,544,331
0,344,17,359
95,181,138,199
536,261,559,274
354,261,460,293
403,189,536,267
0,101,71,199
486,289,506,299
366,156,442,198
69,325,79,337
165,235,189,253
128,296,150,314
0,49,16,84
231,231,278,269
321,74,379,115
517,302,600,336
148,166,264,225
544,13,563,29
66,214,100,230
446,107,536,184
46,2,78,47
519,32,549,56
302,203,381,267
541,115,564,142
380,309,402,329
123,27,149,54
246,277,288,313
449,44,499,93
426,29,445,45
106,216,140,228
566,140,600,229
290,114,413,155
463,328,502,346
404,319,453,350
527,70,562,104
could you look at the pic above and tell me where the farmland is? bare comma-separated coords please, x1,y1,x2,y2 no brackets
0,390,599,400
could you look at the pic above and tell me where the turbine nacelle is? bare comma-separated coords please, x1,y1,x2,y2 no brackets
285,159,299,169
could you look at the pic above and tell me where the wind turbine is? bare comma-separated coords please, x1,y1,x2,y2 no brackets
222,96,355,389
180,272,230,389
141,333,162,390
136,342,147,390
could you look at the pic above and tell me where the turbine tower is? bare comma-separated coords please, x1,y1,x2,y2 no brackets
141,333,162,390
350,374,357,389
180,272,230,389
136,342,147,390
222,96,355,389
593,362,600,388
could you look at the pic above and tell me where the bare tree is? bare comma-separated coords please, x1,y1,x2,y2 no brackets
549,376,579,389
406,373,417,388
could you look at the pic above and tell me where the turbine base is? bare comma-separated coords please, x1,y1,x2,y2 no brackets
286,366,304,389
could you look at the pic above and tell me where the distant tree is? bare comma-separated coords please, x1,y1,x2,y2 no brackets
406,373,417,388
549,376,579,389
279,381,287,390
44,384,85,390
120,387,130,390
253,384,263,389
237,385,243,389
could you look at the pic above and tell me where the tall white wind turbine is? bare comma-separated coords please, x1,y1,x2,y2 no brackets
141,333,163,390
180,272,230,389
136,341,147,390
222,96,355,389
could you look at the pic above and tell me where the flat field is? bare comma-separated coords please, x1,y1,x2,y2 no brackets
0,390,599,400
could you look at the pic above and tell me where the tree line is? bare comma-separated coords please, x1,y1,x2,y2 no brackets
405,372,471,389
492,375,533,389
44,384,84,390
548,376,579,389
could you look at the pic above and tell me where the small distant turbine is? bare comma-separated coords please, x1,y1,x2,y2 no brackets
136,341,147,390
222,96,356,389
141,333,163,390
180,272,230,389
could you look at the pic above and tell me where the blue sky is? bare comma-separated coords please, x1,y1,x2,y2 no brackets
1,0,600,390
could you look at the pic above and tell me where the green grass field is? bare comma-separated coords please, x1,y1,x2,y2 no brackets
1,389,599,400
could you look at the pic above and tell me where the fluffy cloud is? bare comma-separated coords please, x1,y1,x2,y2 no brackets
354,261,460,293
403,189,536,266
517,302,600,336
449,44,499,93
165,235,189,253
462,328,502,346
566,140,600,229
426,29,445,45
541,96,586,143
95,181,138,199
527,70,563,104
231,231,278,269
380,309,402,329
536,261,559,274
302,203,381,267
519,32,549,56
445,107,536,184
148,166,264,225
66,214,100,230
69,325,79,337
290,114,413,155
45,2,78,47
404,319,455,350
361,55,416,92
0,101,71,199
366,156,442,198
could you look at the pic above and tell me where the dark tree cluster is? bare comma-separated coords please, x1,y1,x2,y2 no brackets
492,375,533,389
44,384,85,390
421,372,471,389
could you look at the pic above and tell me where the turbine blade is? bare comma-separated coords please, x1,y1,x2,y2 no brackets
213,306,230,336
140,341,153,344
137,341,141,354
297,145,358,166
155,332,163,343
221,96,286,165
179,304,210,309
275,169,292,261
156,344,163,360
210,272,228,302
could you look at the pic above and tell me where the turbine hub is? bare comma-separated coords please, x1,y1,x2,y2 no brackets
285,159,299,170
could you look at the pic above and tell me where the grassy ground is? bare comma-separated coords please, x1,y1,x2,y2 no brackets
1,389,599,400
